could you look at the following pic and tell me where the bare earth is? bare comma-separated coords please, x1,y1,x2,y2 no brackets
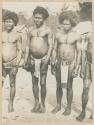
2,66,92,124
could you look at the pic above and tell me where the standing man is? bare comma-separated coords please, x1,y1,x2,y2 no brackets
2,11,22,112
51,11,81,115
76,2,92,121
24,6,53,113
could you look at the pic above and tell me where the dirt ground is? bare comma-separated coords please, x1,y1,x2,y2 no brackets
2,66,92,124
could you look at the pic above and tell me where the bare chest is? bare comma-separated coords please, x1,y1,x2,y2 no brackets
57,33,76,45
30,28,49,38
2,32,18,44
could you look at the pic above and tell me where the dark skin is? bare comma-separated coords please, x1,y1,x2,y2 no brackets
2,19,22,112
76,32,92,121
51,19,81,114
24,13,52,113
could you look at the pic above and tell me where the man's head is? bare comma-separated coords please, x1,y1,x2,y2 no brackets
3,11,18,32
33,6,49,27
59,11,79,32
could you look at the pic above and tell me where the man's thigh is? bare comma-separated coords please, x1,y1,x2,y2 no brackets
55,62,61,84
40,62,48,75
67,61,75,86
24,55,35,73
83,63,92,88
2,66,7,78
84,63,92,81
9,68,18,81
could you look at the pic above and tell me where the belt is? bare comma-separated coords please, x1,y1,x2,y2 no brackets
3,56,17,68
61,61,71,65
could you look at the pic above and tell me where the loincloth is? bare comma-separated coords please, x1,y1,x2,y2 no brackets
55,59,76,83
2,57,18,78
30,55,49,78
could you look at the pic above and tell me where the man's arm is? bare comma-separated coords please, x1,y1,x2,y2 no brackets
75,39,82,71
51,35,57,65
24,29,30,64
51,34,58,75
45,29,53,61
80,32,92,78
72,36,81,77
16,34,22,66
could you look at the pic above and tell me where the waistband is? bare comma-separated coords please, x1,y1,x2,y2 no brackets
30,55,47,61
57,59,75,65
3,56,17,68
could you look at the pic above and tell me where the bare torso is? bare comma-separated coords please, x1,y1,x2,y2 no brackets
2,29,19,63
56,31,79,62
29,25,50,59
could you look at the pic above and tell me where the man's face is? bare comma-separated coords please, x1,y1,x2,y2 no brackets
4,19,14,32
62,19,72,32
33,13,44,27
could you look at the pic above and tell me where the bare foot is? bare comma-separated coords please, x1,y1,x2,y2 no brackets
31,104,40,113
76,112,85,121
51,105,61,114
8,104,14,113
63,107,71,116
38,104,46,113
89,114,93,119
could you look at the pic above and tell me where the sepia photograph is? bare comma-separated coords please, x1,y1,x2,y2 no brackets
2,1,93,124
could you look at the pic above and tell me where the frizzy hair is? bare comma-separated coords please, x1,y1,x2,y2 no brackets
3,10,18,26
33,6,49,20
59,10,79,27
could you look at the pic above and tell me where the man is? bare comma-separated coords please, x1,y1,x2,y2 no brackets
51,11,81,115
24,6,53,113
76,2,92,121
2,11,22,112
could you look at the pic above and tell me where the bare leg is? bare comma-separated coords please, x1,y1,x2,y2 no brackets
89,113,93,119
2,67,7,87
8,71,17,112
76,79,91,121
39,73,47,113
52,62,62,114
63,62,74,115
76,63,91,121
31,74,40,112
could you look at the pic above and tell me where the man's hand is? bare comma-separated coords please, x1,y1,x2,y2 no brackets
80,68,85,79
41,56,49,65
51,64,56,75
72,68,78,78
23,58,28,67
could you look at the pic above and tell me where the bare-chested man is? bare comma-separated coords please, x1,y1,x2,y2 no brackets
51,11,81,115
2,11,22,112
76,2,92,121
24,6,53,113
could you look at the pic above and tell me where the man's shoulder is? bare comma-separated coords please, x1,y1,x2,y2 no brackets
55,28,63,38
27,26,34,33
43,25,52,33
71,29,81,40
13,27,22,39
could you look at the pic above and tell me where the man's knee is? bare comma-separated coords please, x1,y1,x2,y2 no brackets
67,83,73,91
32,75,38,86
9,74,16,86
10,79,16,87
56,82,62,89
40,79,46,86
